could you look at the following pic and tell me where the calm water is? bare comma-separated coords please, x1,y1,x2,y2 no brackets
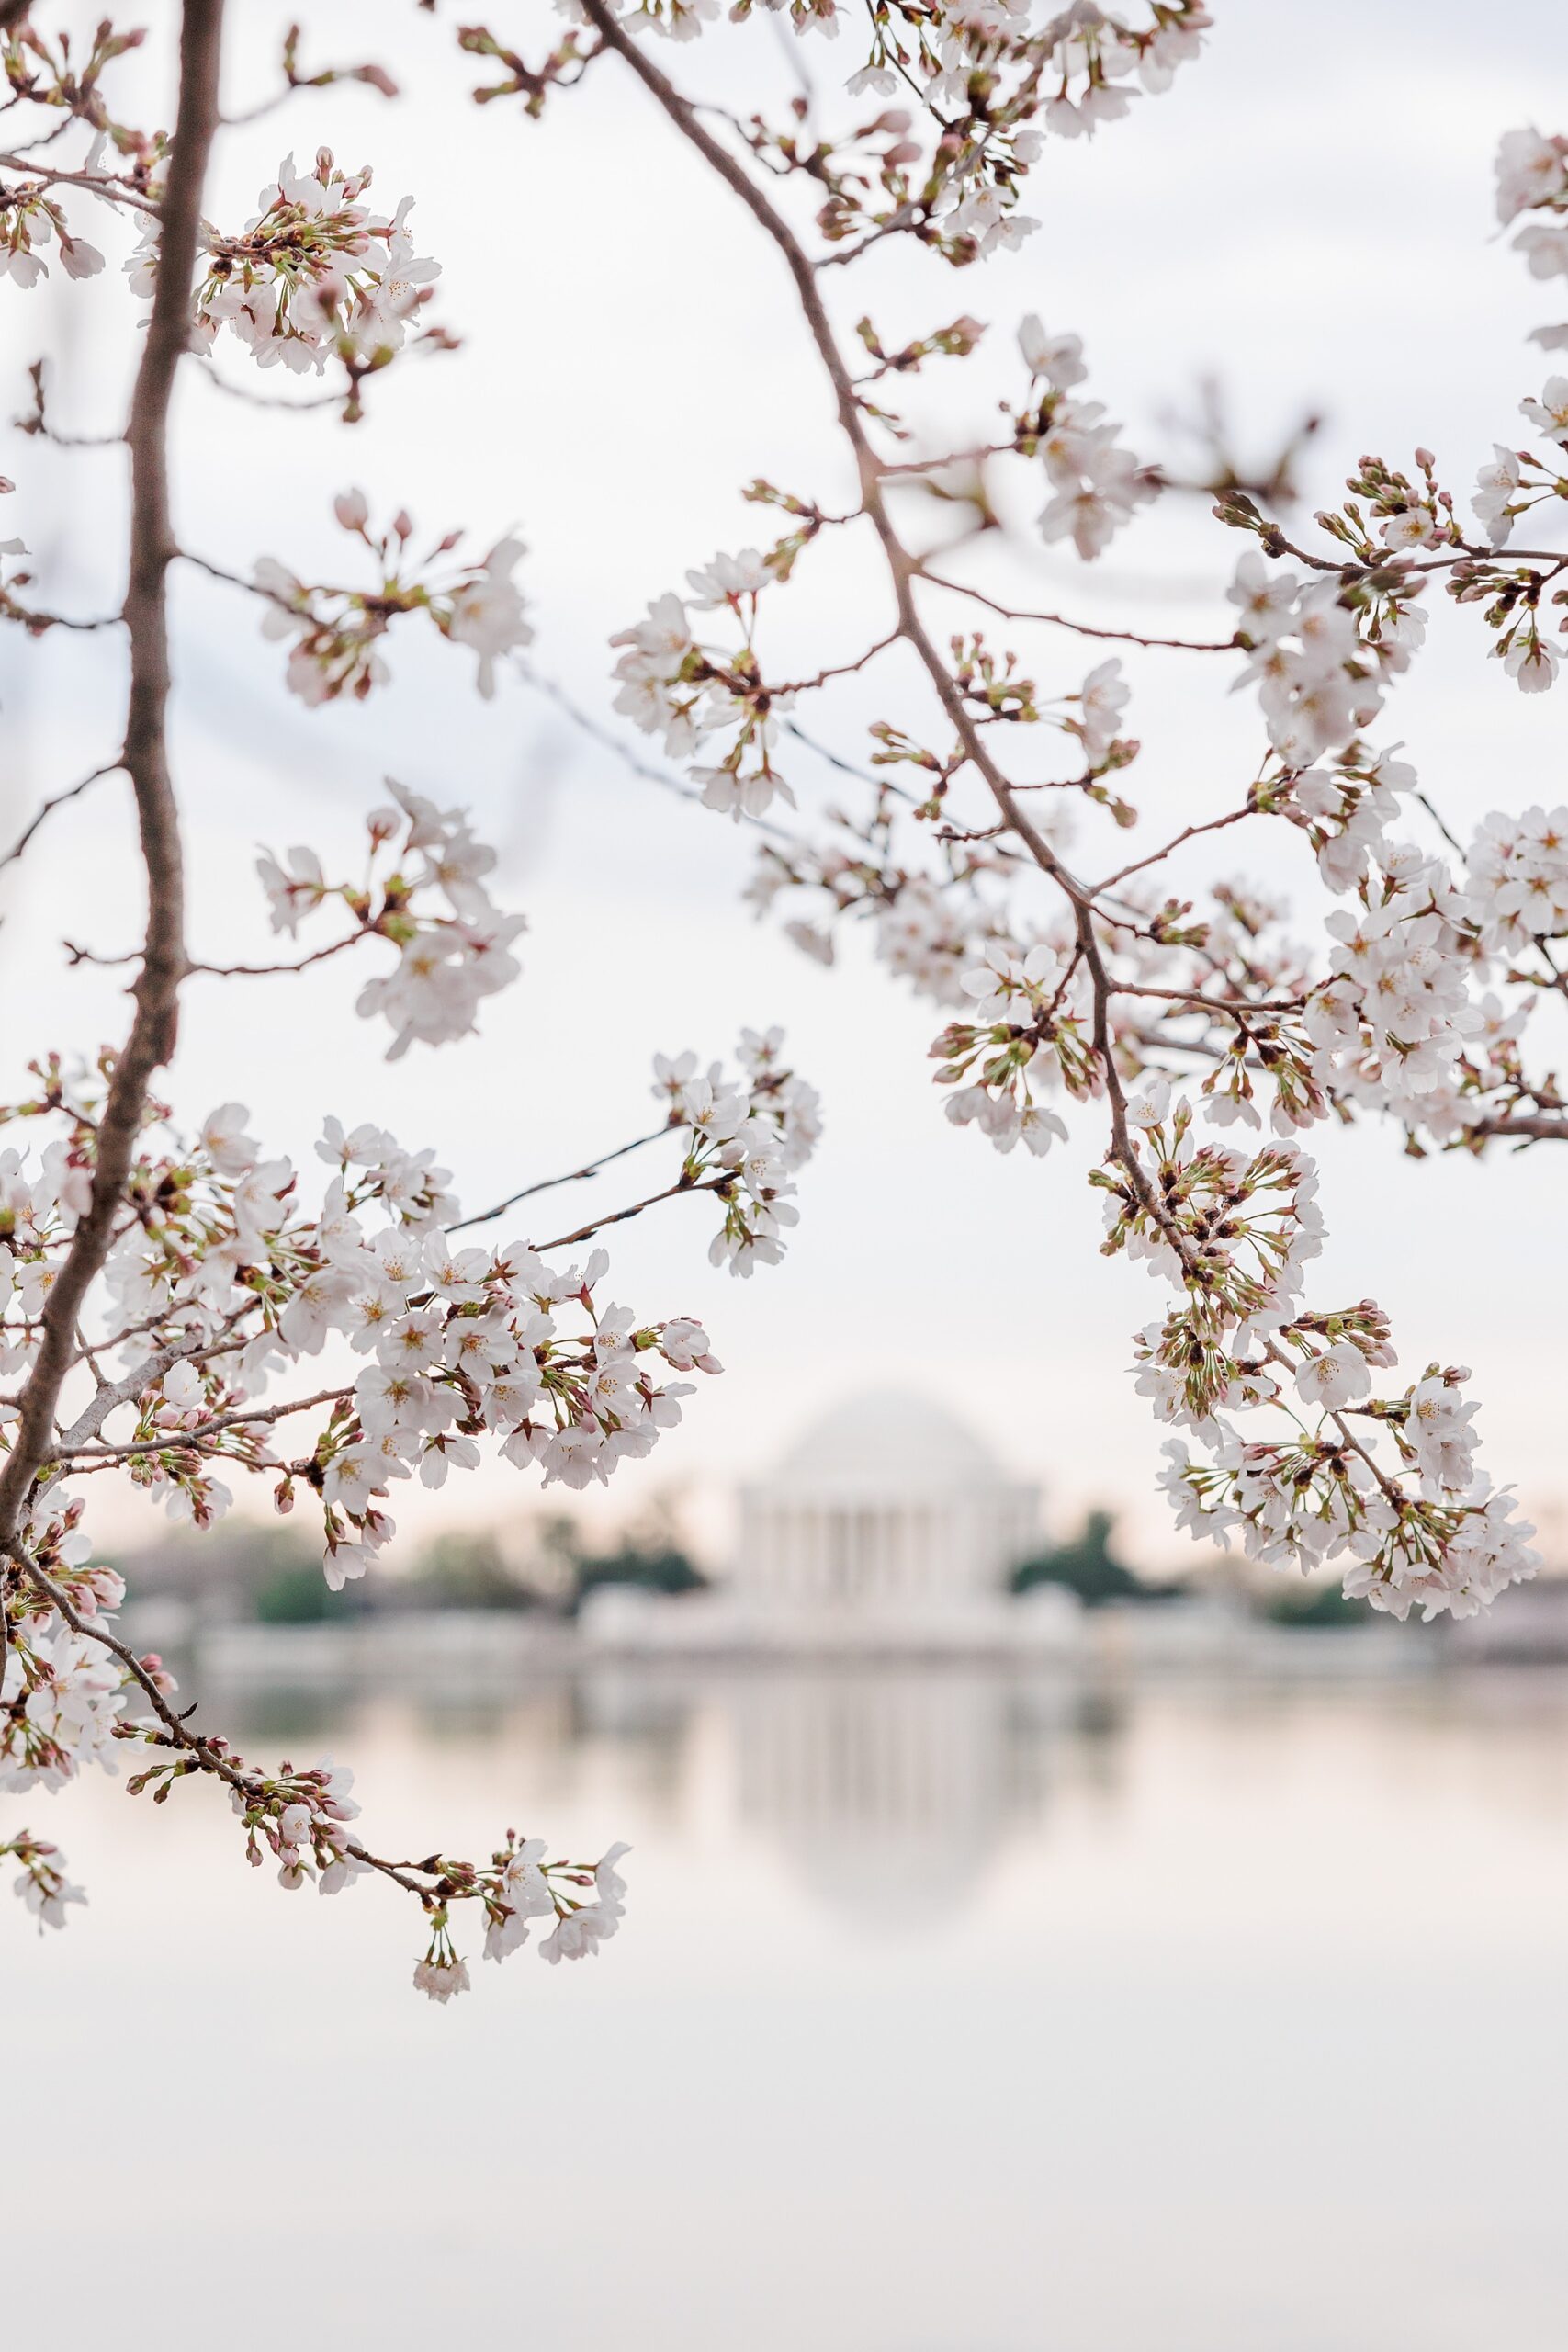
6,1661,1566,2350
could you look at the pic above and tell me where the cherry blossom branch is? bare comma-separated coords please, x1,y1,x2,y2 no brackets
575,0,1119,1070
7,1542,437,1903
0,0,221,1558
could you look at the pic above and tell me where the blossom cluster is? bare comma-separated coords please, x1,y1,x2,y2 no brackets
254,492,531,705
126,148,442,400
612,549,798,818
4,1829,86,1930
0,176,107,287
1018,315,1160,559
605,0,1211,266
1465,803,1568,956
0,1020,815,1579
1227,553,1425,761
1301,852,1482,1129
1111,1098,1537,1621
652,1023,824,1272
1495,125,1568,345
257,777,525,1058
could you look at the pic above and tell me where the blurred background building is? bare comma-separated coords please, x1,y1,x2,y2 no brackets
733,1390,1040,1625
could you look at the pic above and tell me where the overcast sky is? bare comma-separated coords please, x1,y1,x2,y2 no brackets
4,0,1566,1569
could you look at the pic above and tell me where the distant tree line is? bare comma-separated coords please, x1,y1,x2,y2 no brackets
1009,1510,1360,1624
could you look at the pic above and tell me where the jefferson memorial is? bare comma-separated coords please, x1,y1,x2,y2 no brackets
579,1386,1051,1654
734,1390,1040,1622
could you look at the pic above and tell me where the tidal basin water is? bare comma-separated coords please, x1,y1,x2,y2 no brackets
6,1658,1566,2351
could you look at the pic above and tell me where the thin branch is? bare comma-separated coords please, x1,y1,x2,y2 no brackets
532,1172,730,1254
1113,982,1306,1015
177,546,276,599
782,715,908,797
519,660,706,807
1,594,123,633
187,932,369,978
1090,804,1258,895
0,157,162,218
773,622,903,695
0,759,122,873
56,1323,243,1455
193,362,343,413
918,566,1242,653
62,1385,351,1464
449,1123,674,1234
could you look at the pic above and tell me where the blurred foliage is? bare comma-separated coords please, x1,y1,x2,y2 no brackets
1257,1579,1363,1629
254,1560,360,1624
355,1508,705,1618
556,1501,706,1616
1010,1510,1170,1608
570,1543,706,1613
398,1531,542,1612
102,1498,708,1622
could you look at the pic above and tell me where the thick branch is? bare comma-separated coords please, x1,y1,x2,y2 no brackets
1464,1113,1568,1144
0,0,223,1558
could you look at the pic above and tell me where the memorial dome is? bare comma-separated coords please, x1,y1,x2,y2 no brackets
736,1386,1039,1613
774,1388,1002,1500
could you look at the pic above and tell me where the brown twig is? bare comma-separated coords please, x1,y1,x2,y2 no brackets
62,1385,351,1464
0,759,122,873
918,566,1243,653
531,1171,731,1254
450,1123,674,1234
